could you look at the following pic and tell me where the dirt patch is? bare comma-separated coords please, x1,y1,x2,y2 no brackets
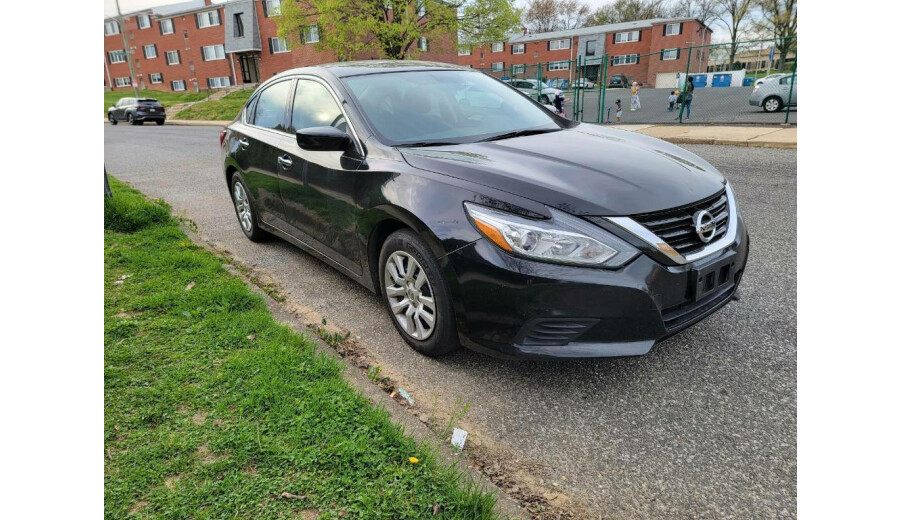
164,475,180,490
113,309,142,319
191,412,208,425
128,500,149,514
300,509,319,520
195,443,224,464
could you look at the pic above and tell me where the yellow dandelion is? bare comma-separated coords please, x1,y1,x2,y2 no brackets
408,457,419,464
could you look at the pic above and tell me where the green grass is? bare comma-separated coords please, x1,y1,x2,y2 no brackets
105,89,211,116
174,89,253,121
104,177,499,519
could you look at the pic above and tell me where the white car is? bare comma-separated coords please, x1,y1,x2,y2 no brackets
572,78,595,89
505,79,562,104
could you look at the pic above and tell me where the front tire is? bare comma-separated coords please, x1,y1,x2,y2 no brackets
109,113,117,125
230,174,268,242
155,120,165,126
763,96,783,112
379,230,460,357
127,113,137,125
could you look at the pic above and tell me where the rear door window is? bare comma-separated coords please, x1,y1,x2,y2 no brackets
252,80,292,132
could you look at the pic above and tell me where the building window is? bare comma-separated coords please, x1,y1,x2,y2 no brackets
269,37,288,54
304,25,319,43
208,76,232,88
491,62,504,71
143,44,157,59
511,43,525,54
234,13,244,37
661,48,679,60
159,19,174,35
585,40,596,56
149,73,163,84
114,77,131,87
137,14,151,29
614,30,639,43
418,36,427,51
108,50,127,64
201,44,226,61
416,1,425,16
548,39,570,51
491,42,504,53
611,54,638,66
166,50,181,65
264,0,282,16
171,79,186,91
104,21,120,36
512,64,525,74
664,23,681,36
548,60,569,71
458,46,471,56
196,10,221,28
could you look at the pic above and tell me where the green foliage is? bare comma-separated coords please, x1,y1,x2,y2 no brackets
277,0,520,60
175,89,254,121
104,177,173,233
104,176,499,519
585,0,668,25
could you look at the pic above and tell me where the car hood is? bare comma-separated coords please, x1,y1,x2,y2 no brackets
399,125,726,216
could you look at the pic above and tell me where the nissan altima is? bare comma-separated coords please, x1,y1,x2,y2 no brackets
221,61,749,359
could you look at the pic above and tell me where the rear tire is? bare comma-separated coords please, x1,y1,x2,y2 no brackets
540,94,550,104
156,120,165,126
109,113,117,125
230,174,268,242
763,96,783,113
379,229,460,357
127,113,137,125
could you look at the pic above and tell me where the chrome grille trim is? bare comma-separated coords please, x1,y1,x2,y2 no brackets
605,183,739,265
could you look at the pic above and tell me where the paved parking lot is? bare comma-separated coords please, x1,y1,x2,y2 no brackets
105,124,797,519
563,86,797,125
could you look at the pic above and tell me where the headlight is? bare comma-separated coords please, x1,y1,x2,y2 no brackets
464,202,639,268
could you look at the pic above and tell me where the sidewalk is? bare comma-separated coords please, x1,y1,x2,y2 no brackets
616,124,796,149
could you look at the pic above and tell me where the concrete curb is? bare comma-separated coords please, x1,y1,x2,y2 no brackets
104,119,232,126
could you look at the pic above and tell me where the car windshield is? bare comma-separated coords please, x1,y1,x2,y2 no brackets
342,70,562,146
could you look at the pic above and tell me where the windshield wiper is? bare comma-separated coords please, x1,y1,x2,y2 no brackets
479,128,561,142
396,141,463,148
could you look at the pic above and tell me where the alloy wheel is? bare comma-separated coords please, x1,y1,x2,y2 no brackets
384,251,437,340
233,182,253,233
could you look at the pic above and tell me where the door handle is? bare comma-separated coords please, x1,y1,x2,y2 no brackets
238,137,250,149
277,154,293,168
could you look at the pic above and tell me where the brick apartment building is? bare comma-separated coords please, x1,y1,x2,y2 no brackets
104,0,458,92
456,18,712,88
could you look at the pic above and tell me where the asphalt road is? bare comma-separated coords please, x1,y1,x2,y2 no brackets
562,87,798,125
105,124,797,519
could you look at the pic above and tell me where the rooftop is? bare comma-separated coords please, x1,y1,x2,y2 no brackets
509,18,708,43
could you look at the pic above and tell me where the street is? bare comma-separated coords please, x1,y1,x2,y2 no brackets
105,124,796,519
564,86,798,125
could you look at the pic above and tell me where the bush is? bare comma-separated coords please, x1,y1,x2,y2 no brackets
104,177,173,233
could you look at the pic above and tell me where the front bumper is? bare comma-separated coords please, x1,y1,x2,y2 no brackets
447,218,749,359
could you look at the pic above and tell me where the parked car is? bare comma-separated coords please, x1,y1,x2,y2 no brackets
749,73,797,112
503,79,562,104
754,73,788,87
108,97,166,125
572,78,595,89
222,61,748,359
608,74,632,88
545,78,570,90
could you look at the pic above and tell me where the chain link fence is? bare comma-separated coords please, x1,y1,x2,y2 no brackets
476,37,796,126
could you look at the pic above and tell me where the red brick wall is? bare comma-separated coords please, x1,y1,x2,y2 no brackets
457,37,579,81
645,20,712,86
604,28,653,84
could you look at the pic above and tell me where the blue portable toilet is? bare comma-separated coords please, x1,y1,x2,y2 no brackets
691,74,708,87
743,77,754,87
712,73,731,87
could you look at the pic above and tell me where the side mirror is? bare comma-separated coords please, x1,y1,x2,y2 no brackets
296,127,352,152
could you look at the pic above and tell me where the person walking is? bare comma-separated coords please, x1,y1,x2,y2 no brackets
615,99,623,123
630,81,641,111
680,76,694,120
667,91,677,112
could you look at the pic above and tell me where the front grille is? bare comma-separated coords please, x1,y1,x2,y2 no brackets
632,190,729,256
521,319,595,346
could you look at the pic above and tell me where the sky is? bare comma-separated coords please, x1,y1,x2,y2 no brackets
104,0,621,17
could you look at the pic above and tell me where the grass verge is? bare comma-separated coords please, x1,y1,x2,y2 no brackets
174,89,253,121
104,176,498,519
104,89,211,117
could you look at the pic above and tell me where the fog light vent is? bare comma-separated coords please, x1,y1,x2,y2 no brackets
522,320,594,346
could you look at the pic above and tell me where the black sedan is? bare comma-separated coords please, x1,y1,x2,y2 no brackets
108,97,166,125
221,61,749,359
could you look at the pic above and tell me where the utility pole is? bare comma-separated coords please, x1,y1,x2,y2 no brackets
115,0,140,97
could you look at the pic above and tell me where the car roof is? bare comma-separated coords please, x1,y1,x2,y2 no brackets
274,60,469,79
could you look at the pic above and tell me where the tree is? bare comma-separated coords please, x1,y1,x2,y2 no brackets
585,0,669,26
754,0,796,70
276,0,520,61
715,0,754,70
671,0,721,27
522,0,589,32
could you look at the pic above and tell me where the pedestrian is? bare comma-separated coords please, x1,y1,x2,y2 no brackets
667,91,677,112
681,76,694,120
615,99,623,123
630,81,641,111
553,93,565,117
